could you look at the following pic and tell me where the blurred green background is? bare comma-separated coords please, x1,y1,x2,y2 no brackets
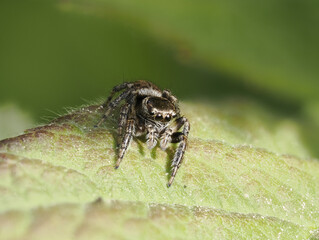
0,0,318,156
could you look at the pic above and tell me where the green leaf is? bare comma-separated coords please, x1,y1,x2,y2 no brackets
0,100,318,239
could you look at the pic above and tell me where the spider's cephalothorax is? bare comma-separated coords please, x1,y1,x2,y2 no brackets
96,80,190,187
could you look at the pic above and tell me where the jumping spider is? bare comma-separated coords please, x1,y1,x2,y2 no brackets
95,80,190,187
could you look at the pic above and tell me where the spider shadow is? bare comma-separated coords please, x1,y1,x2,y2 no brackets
135,136,146,156
151,146,157,159
94,110,122,166
118,132,175,181
107,124,120,166
135,136,158,159
138,139,175,181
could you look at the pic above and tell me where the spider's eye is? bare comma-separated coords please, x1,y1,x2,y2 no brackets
165,115,171,121
155,114,162,120
150,110,155,115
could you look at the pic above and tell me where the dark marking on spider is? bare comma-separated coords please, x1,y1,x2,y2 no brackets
95,80,190,187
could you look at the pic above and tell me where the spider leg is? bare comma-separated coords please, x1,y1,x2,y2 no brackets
118,103,130,144
116,117,135,168
117,93,137,140
167,117,190,187
115,94,137,168
95,90,130,127
146,125,159,149
101,82,133,108
160,116,185,150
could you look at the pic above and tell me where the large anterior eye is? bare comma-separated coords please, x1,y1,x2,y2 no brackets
155,114,162,120
165,115,171,121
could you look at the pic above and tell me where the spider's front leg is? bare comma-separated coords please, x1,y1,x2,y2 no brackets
160,116,185,150
167,117,190,187
116,117,136,168
118,103,130,144
146,125,159,149
115,95,137,168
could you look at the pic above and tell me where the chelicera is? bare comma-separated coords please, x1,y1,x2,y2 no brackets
95,80,190,187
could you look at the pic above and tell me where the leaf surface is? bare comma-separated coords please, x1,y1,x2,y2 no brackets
0,101,318,239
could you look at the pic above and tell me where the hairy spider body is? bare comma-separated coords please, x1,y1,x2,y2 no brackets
96,80,190,187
